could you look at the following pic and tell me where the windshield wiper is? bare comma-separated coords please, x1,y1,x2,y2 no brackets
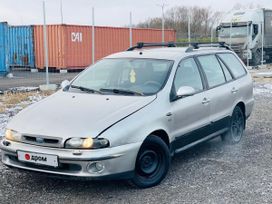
70,85,103,94
100,88,144,96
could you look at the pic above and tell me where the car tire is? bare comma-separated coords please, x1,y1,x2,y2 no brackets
251,49,262,66
221,106,245,144
131,136,170,188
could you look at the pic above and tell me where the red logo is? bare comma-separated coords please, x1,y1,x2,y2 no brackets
25,154,30,160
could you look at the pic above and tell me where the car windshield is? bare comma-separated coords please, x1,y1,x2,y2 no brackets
219,26,250,38
70,58,173,96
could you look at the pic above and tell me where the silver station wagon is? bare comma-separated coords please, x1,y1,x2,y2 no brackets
1,42,254,188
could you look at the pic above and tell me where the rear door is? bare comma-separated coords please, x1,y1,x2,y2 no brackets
196,54,232,133
170,57,211,148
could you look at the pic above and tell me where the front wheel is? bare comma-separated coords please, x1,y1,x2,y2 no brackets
131,136,170,188
221,106,245,144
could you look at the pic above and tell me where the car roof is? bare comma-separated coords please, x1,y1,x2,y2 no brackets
105,47,234,61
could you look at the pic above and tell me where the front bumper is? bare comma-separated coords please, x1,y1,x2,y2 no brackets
0,139,141,179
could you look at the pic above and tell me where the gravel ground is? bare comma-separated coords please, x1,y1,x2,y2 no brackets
0,84,272,204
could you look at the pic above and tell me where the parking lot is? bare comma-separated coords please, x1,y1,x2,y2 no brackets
0,70,79,90
0,82,271,204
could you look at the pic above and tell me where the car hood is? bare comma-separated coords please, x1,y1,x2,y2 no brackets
7,91,156,140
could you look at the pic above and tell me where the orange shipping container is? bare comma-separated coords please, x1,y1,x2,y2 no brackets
34,25,92,69
95,27,176,61
34,25,176,69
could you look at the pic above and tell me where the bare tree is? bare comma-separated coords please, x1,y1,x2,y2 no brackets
137,6,223,40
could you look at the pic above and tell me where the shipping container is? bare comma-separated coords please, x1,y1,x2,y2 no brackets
132,28,176,45
95,26,130,61
0,22,9,76
95,27,176,61
34,25,92,69
8,25,35,67
34,24,176,70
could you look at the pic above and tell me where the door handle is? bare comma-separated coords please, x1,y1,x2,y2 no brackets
231,87,238,94
202,98,210,104
166,112,172,117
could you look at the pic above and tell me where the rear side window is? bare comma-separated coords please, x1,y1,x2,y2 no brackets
218,58,233,81
197,55,226,88
218,53,246,78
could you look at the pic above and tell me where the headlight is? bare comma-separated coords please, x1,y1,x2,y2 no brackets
65,137,109,149
5,129,21,142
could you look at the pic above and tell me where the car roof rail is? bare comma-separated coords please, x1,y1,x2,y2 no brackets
127,42,176,51
126,41,232,52
184,42,232,52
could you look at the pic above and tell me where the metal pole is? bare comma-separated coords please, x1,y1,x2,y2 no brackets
210,25,213,45
129,12,132,47
188,10,191,44
92,7,95,64
162,4,165,43
229,21,232,48
43,0,49,85
246,22,249,67
261,22,264,66
60,0,64,24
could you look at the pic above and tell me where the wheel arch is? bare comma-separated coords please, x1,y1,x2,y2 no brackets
149,129,170,148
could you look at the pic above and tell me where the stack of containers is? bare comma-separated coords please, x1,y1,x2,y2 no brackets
34,25,176,70
1,23,176,72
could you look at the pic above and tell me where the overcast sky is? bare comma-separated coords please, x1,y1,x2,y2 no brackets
0,0,272,27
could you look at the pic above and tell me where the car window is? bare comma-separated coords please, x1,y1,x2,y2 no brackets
218,57,233,81
197,55,226,88
174,58,203,92
71,58,173,95
218,53,246,78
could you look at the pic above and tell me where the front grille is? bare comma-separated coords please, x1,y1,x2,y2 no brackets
21,135,62,148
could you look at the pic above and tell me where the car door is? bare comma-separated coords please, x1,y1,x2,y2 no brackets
170,57,211,149
196,54,232,133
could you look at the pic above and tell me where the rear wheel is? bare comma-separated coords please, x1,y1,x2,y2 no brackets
131,136,170,188
222,106,245,144
252,49,262,66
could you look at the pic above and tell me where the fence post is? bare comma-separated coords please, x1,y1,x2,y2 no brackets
129,12,132,47
60,0,64,24
43,0,49,85
188,10,191,44
92,7,95,65
261,21,264,66
247,21,249,67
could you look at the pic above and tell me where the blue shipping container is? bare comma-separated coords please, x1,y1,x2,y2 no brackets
8,25,35,67
0,22,9,76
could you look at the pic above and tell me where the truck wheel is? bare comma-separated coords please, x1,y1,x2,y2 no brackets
131,136,170,188
221,106,245,144
252,49,262,66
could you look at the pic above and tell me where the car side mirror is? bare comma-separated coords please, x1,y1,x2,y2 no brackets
61,80,70,90
176,86,196,98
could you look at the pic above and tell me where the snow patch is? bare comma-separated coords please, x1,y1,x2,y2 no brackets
253,83,272,97
0,94,45,138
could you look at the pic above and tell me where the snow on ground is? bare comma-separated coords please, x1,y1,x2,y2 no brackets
0,93,46,138
253,83,272,97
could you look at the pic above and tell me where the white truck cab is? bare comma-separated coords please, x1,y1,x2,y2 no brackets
217,8,272,65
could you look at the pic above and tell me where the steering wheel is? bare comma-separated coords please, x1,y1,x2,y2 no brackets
144,81,161,89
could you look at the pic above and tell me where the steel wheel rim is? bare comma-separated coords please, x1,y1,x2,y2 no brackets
231,110,244,142
138,150,160,176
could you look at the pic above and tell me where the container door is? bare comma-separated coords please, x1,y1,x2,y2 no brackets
8,26,35,68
